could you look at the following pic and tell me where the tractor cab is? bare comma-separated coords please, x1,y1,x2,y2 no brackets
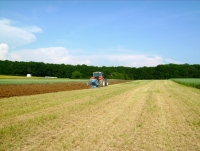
92,72,103,80
93,72,103,78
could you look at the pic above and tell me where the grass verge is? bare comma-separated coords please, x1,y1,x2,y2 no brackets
0,75,88,85
171,78,200,89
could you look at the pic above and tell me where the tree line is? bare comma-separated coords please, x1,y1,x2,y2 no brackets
0,60,200,80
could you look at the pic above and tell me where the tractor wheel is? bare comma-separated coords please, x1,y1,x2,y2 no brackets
104,79,108,86
99,79,105,87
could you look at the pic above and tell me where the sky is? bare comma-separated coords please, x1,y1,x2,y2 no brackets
0,0,200,67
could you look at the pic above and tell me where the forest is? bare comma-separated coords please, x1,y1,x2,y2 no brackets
0,60,200,80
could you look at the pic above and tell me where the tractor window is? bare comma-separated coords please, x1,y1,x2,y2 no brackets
93,72,102,77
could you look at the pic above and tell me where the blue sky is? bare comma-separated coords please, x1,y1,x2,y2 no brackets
0,1,199,67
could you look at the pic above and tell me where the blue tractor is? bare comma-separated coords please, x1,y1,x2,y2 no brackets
87,72,108,88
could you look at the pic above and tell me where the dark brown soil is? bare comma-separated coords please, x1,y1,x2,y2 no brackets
0,80,130,98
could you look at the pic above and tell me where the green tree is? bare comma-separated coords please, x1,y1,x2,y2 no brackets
1,60,200,79
108,72,124,79
71,71,81,79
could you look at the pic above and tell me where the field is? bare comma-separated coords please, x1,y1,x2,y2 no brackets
0,77,128,98
1,80,200,150
0,75,88,84
171,78,200,89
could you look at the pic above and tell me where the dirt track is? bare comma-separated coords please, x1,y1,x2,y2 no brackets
0,80,127,98
1,80,200,150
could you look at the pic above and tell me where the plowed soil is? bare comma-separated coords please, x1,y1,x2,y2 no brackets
0,80,128,98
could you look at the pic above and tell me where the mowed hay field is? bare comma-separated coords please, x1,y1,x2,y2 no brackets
1,80,200,151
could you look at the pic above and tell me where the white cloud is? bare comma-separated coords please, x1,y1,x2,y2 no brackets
76,59,91,65
106,54,164,67
6,46,90,65
8,47,73,64
3,44,179,67
0,18,42,48
164,58,183,64
66,54,166,67
0,43,9,60
24,26,43,33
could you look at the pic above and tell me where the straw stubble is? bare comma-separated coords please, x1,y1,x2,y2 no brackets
0,80,200,150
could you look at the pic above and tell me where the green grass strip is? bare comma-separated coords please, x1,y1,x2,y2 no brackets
171,78,200,89
0,78,88,85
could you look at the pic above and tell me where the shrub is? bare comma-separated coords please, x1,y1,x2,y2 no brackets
71,71,81,79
